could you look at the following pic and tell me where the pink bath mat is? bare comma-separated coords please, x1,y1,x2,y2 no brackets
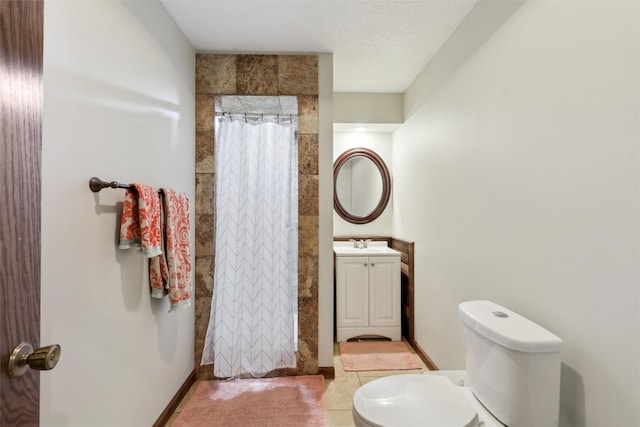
339,340,422,371
173,375,326,427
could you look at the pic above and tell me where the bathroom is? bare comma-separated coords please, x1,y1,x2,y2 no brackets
2,0,638,426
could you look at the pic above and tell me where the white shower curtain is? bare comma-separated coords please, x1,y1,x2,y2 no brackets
201,115,298,378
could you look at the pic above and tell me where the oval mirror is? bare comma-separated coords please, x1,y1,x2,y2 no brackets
333,148,391,224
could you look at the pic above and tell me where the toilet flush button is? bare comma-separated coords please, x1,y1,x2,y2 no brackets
492,311,508,318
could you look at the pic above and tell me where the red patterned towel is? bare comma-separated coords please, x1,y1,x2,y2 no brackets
161,189,192,312
119,189,140,248
119,184,163,258
119,184,168,301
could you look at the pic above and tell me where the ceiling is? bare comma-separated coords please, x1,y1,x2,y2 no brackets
160,0,477,93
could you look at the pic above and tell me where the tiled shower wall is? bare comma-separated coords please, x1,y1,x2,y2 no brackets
194,54,319,379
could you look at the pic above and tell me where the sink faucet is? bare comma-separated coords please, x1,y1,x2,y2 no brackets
350,239,371,249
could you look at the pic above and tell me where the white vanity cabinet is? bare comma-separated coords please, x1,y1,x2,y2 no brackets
334,244,401,342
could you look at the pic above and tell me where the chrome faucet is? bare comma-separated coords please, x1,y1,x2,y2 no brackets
350,239,372,249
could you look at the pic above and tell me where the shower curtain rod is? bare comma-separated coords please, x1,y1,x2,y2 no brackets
215,112,298,119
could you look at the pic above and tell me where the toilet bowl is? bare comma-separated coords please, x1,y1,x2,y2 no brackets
351,300,563,427
352,372,504,427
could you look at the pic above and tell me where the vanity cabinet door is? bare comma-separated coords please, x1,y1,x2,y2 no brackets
336,256,369,328
369,256,401,328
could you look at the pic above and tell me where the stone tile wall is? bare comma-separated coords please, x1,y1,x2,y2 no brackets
194,54,319,379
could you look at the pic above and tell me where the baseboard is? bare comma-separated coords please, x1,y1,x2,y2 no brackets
153,369,196,427
411,339,439,371
318,366,335,379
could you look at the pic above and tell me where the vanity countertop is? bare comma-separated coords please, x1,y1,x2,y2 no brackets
333,241,401,257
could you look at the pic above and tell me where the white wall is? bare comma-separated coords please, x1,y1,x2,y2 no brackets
41,1,195,425
318,53,334,368
334,131,393,237
394,1,639,426
334,92,403,125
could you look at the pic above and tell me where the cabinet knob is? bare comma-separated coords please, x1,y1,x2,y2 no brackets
371,263,375,266
364,263,367,266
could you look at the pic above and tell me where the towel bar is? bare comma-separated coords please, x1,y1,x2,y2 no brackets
89,177,166,193
89,177,131,192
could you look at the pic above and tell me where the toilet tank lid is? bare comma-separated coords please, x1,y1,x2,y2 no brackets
459,300,563,353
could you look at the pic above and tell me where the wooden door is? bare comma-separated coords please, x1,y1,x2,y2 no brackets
0,0,44,425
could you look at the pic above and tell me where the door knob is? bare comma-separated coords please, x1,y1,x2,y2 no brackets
8,342,61,378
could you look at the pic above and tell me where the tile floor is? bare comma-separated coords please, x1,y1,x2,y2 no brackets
167,340,429,426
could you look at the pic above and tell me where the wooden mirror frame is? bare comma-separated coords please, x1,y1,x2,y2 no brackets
333,148,391,224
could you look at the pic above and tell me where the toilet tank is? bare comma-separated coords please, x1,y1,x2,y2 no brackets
459,300,563,427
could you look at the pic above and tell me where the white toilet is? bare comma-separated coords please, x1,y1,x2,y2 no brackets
352,300,563,427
